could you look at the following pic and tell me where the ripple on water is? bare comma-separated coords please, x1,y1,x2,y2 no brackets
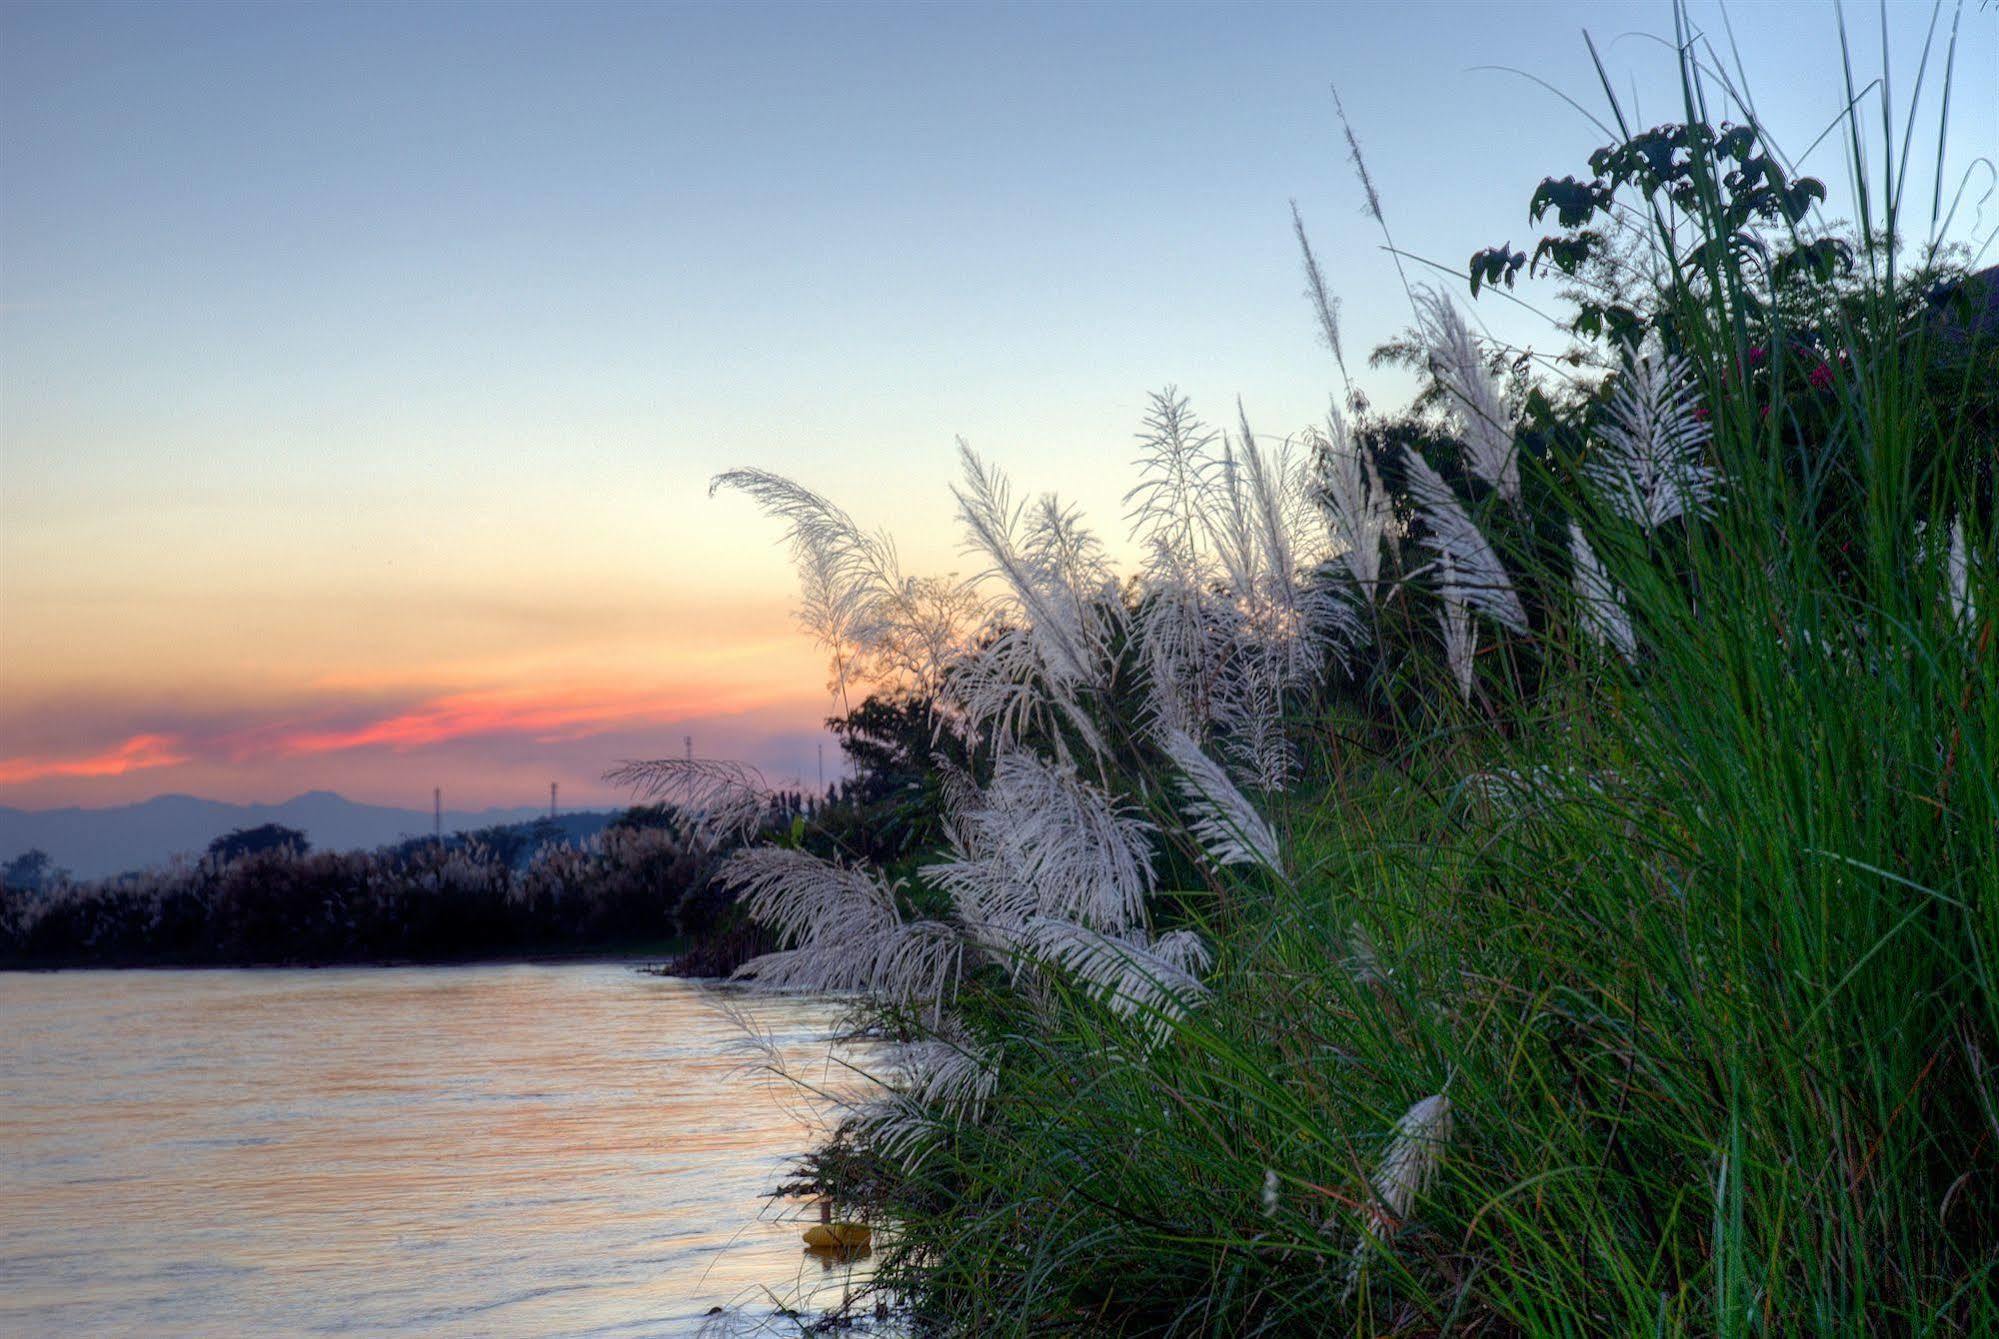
0,964,873,1336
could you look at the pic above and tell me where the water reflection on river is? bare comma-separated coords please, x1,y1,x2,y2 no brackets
0,964,869,1336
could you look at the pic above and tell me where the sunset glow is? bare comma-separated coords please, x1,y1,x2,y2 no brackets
0,735,191,786
3,0,1986,816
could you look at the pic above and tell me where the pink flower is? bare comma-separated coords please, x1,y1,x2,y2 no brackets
1809,362,1834,389
1747,345,1767,368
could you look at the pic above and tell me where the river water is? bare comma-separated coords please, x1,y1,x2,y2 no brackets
0,964,872,1336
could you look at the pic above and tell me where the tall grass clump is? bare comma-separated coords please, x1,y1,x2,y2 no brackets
704,7,1996,1333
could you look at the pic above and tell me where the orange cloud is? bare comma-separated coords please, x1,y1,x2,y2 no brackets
274,686,730,756
0,734,190,786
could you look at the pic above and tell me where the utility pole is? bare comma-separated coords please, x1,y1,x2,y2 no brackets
549,781,557,820
434,788,442,845
817,742,824,792
684,734,692,762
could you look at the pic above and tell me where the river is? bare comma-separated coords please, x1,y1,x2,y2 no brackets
0,964,872,1336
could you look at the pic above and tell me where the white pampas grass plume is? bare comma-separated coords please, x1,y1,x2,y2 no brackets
1261,1167,1281,1218
603,757,771,847
1371,1094,1452,1227
1438,563,1477,703
1312,404,1393,599
848,1091,942,1170
712,468,975,700
1162,728,1283,872
1587,347,1719,533
849,1028,1000,1171
1149,928,1216,977
1414,288,1518,501
1568,523,1637,662
1291,203,1348,383
1949,516,1975,632
953,443,1114,691
710,468,899,702
1022,916,1210,1043
901,1031,1001,1121
1331,85,1384,223
722,848,963,1015
1346,1092,1453,1292
1123,390,1361,765
971,750,1156,934
1126,387,1219,570
951,444,1123,755
1402,447,1529,635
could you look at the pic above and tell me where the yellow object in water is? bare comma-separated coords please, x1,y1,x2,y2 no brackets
802,1222,871,1250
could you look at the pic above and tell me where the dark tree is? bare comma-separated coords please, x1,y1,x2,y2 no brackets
206,824,311,863
829,694,958,804
1,849,66,892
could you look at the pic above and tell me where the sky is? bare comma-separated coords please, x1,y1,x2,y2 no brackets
2,0,1993,812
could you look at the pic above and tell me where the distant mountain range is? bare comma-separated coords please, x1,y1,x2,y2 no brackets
0,791,620,880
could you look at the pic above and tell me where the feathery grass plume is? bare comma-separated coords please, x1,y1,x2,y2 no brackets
1261,1167,1281,1218
1586,346,1719,533
1126,387,1219,569
954,443,1114,686
951,443,1121,753
741,919,964,1017
1330,84,1382,224
1131,538,1230,739
1568,522,1638,662
1021,915,1210,1044
1222,412,1363,668
1948,516,1975,632
963,750,1155,933
722,848,963,1014
848,1090,944,1171
1401,448,1529,634
1207,416,1362,787
1124,394,1357,780
713,469,979,704
1438,557,1478,704
1161,727,1283,873
1348,1093,1452,1283
1465,764,1613,814
1310,403,1393,600
1148,927,1215,977
848,1015,1001,1164
1414,288,1519,501
921,751,1159,993
602,757,772,847
1212,657,1298,791
710,469,908,704
921,834,1038,964
1343,923,1386,987
1128,389,1231,737
899,1026,1001,1123
1290,202,1349,387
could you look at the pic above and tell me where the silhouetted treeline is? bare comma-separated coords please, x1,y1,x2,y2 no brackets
1,693,967,970
0,817,717,968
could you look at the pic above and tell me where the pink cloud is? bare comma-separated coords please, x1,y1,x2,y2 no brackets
272,687,718,756
0,734,191,786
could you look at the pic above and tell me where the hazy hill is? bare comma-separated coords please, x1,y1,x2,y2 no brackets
0,791,611,879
